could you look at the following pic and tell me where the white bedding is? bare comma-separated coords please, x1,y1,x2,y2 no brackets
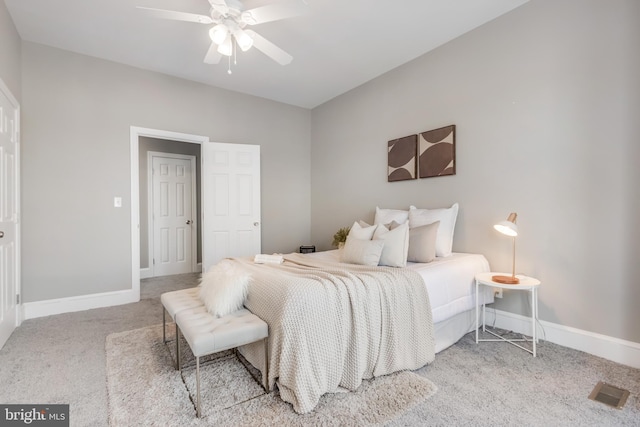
308,250,492,326
237,253,434,413
236,250,490,411
408,252,493,323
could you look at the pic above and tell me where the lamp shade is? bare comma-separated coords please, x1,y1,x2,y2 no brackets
209,24,228,45
494,213,518,237
234,28,254,51
217,35,233,56
492,212,519,284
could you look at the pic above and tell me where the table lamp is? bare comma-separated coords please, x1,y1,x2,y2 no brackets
492,212,519,284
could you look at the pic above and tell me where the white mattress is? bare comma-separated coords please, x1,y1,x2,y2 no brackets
307,250,492,325
406,252,493,323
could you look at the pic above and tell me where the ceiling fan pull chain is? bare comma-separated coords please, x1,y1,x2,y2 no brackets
234,39,238,65
228,54,232,75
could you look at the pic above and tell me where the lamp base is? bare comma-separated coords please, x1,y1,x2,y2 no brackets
492,275,520,285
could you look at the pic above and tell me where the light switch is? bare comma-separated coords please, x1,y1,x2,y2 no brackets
114,197,122,208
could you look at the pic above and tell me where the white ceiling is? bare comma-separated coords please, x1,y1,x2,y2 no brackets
5,0,528,108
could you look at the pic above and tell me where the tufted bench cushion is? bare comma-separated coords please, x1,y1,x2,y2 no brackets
161,287,201,320
176,307,268,357
173,305,269,418
160,288,202,358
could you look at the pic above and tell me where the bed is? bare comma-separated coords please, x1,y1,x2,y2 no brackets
312,249,493,353
233,249,492,413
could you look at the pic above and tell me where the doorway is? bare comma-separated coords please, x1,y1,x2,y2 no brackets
130,126,262,301
139,137,202,279
149,152,197,276
130,127,208,299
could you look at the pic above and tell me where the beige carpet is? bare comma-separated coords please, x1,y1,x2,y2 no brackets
106,325,437,426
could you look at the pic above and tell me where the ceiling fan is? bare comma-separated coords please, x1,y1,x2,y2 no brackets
138,0,308,70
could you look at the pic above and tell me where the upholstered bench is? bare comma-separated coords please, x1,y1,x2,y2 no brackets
175,306,269,418
160,288,202,367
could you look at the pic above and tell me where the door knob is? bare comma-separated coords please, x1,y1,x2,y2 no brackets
186,220,192,225
254,222,259,227
0,231,3,238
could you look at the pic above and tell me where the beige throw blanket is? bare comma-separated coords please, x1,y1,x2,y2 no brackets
235,253,434,414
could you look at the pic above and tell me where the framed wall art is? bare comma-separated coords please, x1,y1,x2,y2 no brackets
418,125,456,178
387,134,417,182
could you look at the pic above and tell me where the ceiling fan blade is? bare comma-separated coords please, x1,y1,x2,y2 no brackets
204,42,222,64
136,7,213,24
245,30,293,65
241,0,309,25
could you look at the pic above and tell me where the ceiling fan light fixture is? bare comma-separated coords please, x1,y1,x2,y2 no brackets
217,35,233,56
140,0,307,68
209,23,228,45
234,28,254,51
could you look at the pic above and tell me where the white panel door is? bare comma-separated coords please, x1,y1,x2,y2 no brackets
0,83,19,350
202,143,260,271
152,155,195,276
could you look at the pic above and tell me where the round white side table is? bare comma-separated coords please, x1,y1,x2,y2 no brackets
475,272,541,356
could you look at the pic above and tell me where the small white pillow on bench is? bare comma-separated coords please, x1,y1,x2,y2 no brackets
199,260,251,318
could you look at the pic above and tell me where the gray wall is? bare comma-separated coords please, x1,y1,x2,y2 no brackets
139,136,202,270
9,0,639,345
0,0,21,101
21,42,311,302
310,0,640,343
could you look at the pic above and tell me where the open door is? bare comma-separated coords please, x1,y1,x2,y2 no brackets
0,79,20,349
202,142,261,272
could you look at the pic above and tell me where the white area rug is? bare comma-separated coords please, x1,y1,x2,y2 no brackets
106,325,437,426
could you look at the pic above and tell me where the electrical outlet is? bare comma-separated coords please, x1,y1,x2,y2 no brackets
494,288,503,298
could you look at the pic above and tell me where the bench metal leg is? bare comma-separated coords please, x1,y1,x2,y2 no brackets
196,356,201,418
176,323,181,371
263,338,269,392
162,307,166,344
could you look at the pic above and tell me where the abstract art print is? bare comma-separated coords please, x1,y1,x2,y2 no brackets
418,125,456,178
388,135,417,182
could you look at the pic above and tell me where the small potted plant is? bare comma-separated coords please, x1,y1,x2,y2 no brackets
332,226,351,249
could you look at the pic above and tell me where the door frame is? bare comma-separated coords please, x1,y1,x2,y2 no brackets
147,151,198,277
130,127,209,300
0,77,21,341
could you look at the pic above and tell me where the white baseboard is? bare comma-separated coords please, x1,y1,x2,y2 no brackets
140,267,152,279
22,289,139,320
141,265,201,279
488,309,640,370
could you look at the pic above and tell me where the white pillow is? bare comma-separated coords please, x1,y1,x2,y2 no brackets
348,221,377,240
374,207,410,225
407,221,439,263
199,260,251,317
408,203,459,257
340,236,385,266
373,222,409,267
